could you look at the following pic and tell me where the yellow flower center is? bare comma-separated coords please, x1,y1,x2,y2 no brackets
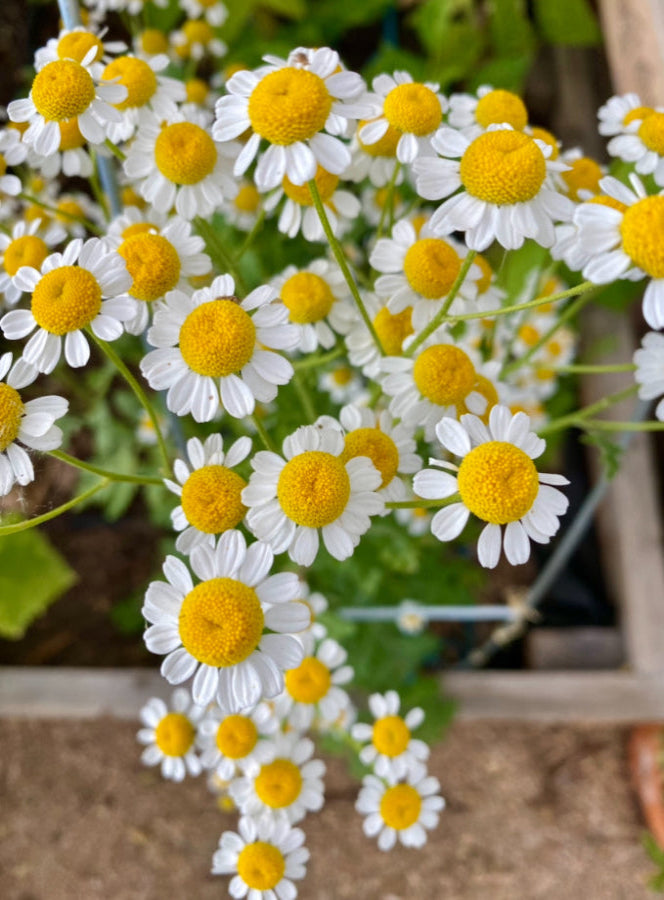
215,714,258,759
282,165,339,206
620,195,664,278
121,185,146,209
32,60,95,122
285,656,331,704
57,31,104,64
185,77,209,105
3,235,48,276
359,118,401,156
178,577,264,667
248,68,332,145
475,89,528,130
154,712,195,757
179,299,256,377
277,450,351,528
139,28,169,56
474,253,493,293
457,440,539,524
0,382,24,452
623,105,654,126
380,784,422,831
460,130,546,205
0,155,6,178
456,374,499,423
341,427,399,489
234,184,260,213
331,365,353,386
31,266,102,335
118,232,181,302
255,758,303,808
103,56,157,110
638,111,664,155
121,222,155,240
562,156,603,201
180,464,247,533
403,238,461,299
57,199,84,222
281,271,335,323
529,126,559,159
383,83,442,136
154,122,217,185
413,344,476,406
58,117,86,150
237,842,285,891
372,714,411,757
373,306,413,355
589,195,627,214
518,323,540,347
183,19,214,47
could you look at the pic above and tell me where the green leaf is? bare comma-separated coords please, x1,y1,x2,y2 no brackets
487,0,535,58
532,0,601,47
409,0,485,86
0,523,77,639
468,54,533,94
260,0,307,18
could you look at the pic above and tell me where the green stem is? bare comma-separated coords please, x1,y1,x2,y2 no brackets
292,370,317,423
308,179,385,356
104,138,127,162
18,193,102,235
293,346,345,370
405,251,477,357
386,494,461,510
578,418,664,432
538,384,640,436
251,413,276,452
89,333,172,475
446,280,597,326
195,217,248,294
49,450,163,486
0,479,110,535
234,209,266,261
376,161,401,240
554,363,636,375
88,150,110,221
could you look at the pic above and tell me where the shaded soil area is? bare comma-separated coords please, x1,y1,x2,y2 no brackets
0,720,650,900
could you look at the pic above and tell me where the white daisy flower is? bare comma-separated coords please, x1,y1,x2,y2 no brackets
0,219,57,308
212,47,369,190
598,92,653,136
142,530,310,710
607,106,664,187
394,502,433,538
289,582,329,651
447,85,528,134
132,27,171,61
281,637,353,732
136,687,204,782
220,180,264,232
27,117,94,179
370,218,479,330
271,258,354,353
171,19,227,61
212,816,309,899
359,183,408,227
356,765,444,851
181,0,228,26
558,147,605,201
198,701,279,781
574,175,664,328
634,331,664,421
345,292,413,379
413,123,574,251
242,423,384,566
351,690,429,780
7,49,127,157
359,71,446,164
34,26,127,70
346,117,403,187
229,732,325,825
165,433,252,555
413,405,570,568
1,238,134,374
123,112,238,220
140,274,298,422
0,128,28,198
0,352,67,496
318,363,368,405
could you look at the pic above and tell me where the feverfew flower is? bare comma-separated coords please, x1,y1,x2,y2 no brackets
634,331,664,421
181,0,228,25
447,85,528,133
171,19,227,61
413,405,569,568
198,702,279,780
351,690,429,779
141,274,298,422
0,219,53,308
34,26,126,70
598,92,653,136
606,106,664,186
345,293,413,379
281,637,354,732
137,688,204,782
0,129,29,197
142,531,309,710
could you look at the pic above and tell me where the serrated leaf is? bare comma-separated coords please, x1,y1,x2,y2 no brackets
533,0,601,47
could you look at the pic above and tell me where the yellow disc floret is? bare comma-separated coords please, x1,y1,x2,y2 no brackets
383,83,442,136
180,464,247,533
529,126,559,160
154,712,195,757
638,112,664,155
32,60,95,122
237,842,285,891
121,222,155,240
234,184,260,213
178,577,264,667
58,117,86,150
255,759,303,809
248,68,332,145
624,106,654,126
403,238,461,299
139,29,169,56
285,656,331,704
380,783,422,830
372,714,411,757
589,195,628,214
460,130,546,205
3,235,48,276
359,118,401,156
179,299,256,377
103,56,157,110
281,272,335,323
373,307,413,355
277,451,350,528
215,714,258,759
31,266,102,335
0,382,24,452
456,374,499,423
57,31,104,64
457,440,539,524
154,122,217,185
118,232,181,302
620,195,664,277
185,77,209,106
413,344,476,406
475,89,528,130
562,156,603,200
282,166,339,206
341,428,399,489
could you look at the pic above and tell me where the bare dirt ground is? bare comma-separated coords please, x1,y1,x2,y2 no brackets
0,719,652,900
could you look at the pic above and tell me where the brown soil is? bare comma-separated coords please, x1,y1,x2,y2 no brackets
0,719,650,900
